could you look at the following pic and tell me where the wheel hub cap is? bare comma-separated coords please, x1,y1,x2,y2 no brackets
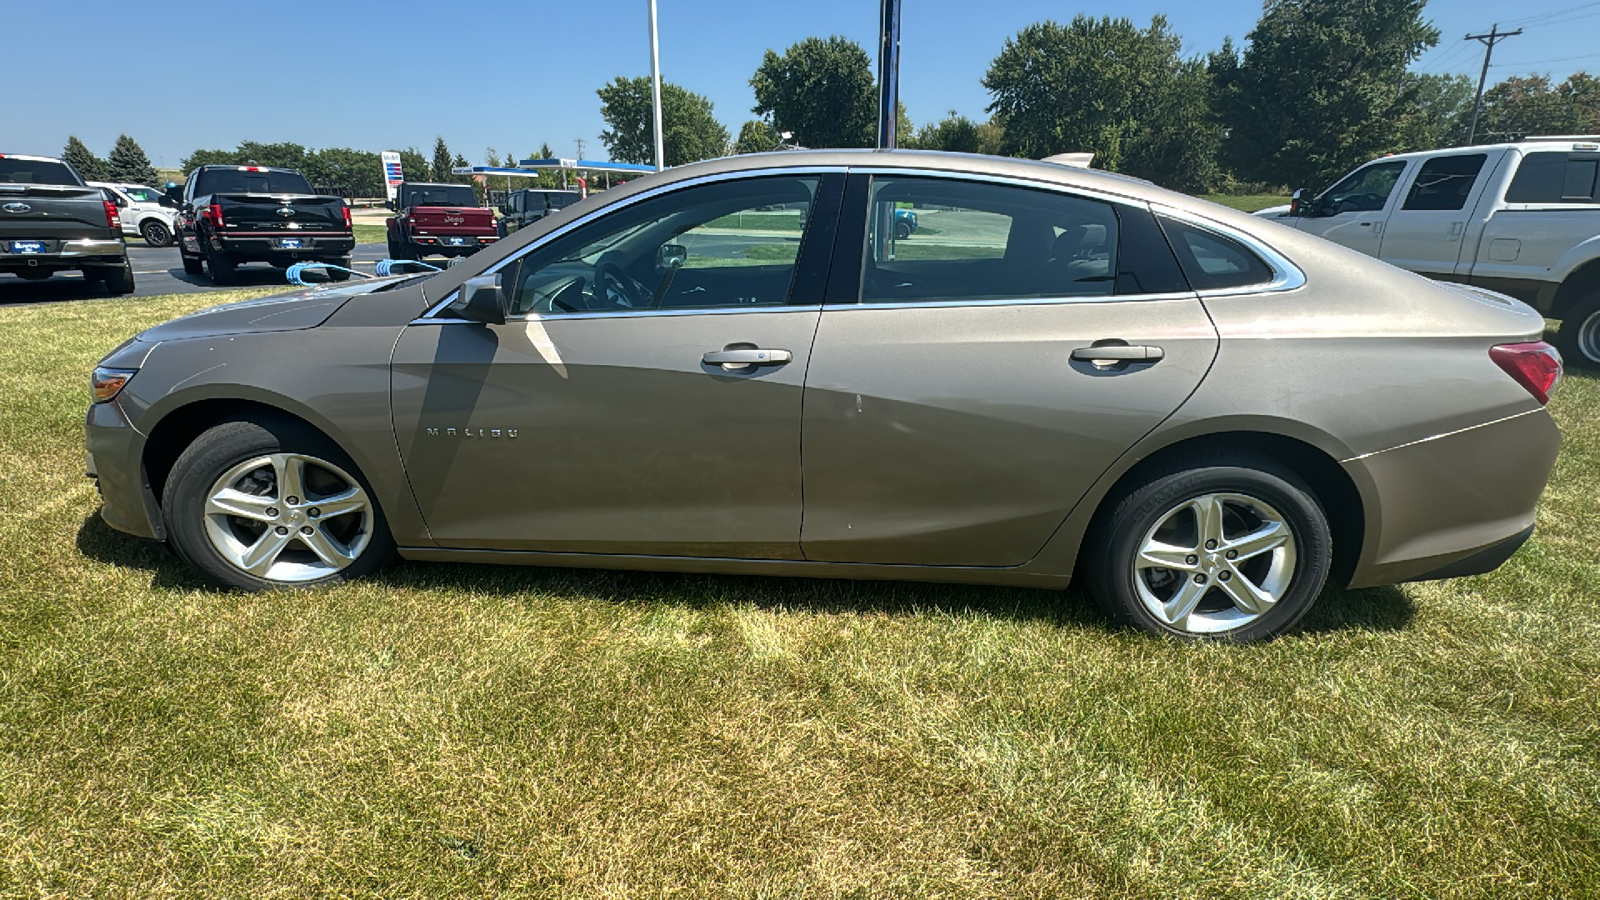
1133,492,1298,634
201,452,373,583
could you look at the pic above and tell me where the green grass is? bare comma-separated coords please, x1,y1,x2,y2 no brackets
353,223,388,245
704,212,805,232
1198,193,1288,213
2,293,1598,896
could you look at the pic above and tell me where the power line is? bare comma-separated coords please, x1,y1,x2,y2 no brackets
1493,50,1600,67
1496,0,1600,27
1466,24,1523,144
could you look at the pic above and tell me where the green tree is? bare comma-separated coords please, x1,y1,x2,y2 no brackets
1216,0,1438,189
750,36,877,148
597,76,730,167
734,119,779,154
400,148,430,186
179,148,238,171
431,136,453,182
303,147,382,198
1470,73,1600,142
1393,73,1475,150
234,141,306,169
106,134,159,186
983,16,1220,190
916,112,982,153
61,136,105,182
451,152,471,184
975,120,1006,156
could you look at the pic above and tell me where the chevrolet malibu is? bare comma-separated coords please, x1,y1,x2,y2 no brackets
85,150,1564,641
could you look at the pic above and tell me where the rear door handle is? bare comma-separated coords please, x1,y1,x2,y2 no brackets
702,348,792,369
1070,345,1164,363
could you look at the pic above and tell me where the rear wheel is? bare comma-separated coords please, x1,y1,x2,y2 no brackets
1083,456,1332,641
181,251,204,276
141,220,173,247
99,260,135,295
162,419,396,590
326,257,353,281
1555,293,1600,369
205,246,237,285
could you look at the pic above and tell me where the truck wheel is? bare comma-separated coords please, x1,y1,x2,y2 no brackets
205,247,237,285
99,261,136,295
326,258,353,281
141,220,173,247
1556,294,1600,370
386,237,401,259
181,252,204,276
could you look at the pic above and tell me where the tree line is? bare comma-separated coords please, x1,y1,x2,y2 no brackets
598,0,1599,193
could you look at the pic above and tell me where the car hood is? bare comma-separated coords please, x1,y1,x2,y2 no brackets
133,278,406,342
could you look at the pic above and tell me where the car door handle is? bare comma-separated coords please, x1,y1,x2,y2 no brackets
702,348,792,368
1071,345,1164,363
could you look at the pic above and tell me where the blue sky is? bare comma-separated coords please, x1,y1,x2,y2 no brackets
11,0,1600,168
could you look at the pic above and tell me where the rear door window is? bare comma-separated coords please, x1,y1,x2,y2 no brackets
1506,151,1600,203
1401,154,1487,211
1157,218,1276,292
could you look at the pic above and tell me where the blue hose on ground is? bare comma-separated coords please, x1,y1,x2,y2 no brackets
374,259,443,277
285,259,442,285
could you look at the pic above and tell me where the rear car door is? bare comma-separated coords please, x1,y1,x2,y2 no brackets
391,171,844,559
1293,159,1410,257
798,173,1220,566
1379,152,1494,276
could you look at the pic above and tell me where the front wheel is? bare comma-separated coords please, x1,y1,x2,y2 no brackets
142,220,173,247
1555,293,1600,370
1082,457,1332,641
162,419,396,590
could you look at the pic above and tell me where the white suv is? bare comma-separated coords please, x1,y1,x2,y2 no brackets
90,181,177,247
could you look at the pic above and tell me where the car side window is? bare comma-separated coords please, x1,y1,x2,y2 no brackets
1318,161,1407,215
1157,217,1276,292
502,175,824,316
1402,154,1487,211
859,176,1124,304
1506,151,1600,204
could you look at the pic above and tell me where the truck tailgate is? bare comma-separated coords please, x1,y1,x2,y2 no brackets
0,184,111,238
215,194,346,232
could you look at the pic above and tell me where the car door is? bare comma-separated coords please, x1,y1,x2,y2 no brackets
1293,159,1410,257
1379,152,1494,276
799,173,1220,567
391,172,844,559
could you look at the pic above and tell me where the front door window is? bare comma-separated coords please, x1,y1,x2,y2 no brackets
1317,161,1406,216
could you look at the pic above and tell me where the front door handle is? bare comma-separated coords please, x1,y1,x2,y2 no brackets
703,347,792,369
1071,344,1164,363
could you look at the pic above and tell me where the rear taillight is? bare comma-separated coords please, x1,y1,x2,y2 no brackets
1490,342,1563,405
102,200,121,230
208,203,225,229
342,206,352,228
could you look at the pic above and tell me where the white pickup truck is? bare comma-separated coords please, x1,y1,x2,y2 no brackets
1258,137,1600,366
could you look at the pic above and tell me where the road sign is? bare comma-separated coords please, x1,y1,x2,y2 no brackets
381,151,403,202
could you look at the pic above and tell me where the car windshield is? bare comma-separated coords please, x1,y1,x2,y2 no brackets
121,186,162,202
405,185,478,207
0,158,81,185
545,192,581,208
196,168,314,195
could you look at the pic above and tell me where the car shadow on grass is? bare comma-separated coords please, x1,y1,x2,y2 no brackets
76,510,1416,635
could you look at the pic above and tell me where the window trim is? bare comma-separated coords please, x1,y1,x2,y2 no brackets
1150,203,1306,297
418,166,849,323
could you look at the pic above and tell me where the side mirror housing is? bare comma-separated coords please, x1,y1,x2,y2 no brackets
450,274,509,325
163,184,182,206
658,243,688,269
1289,187,1309,216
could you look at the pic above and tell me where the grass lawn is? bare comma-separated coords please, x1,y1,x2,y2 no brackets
2,291,1597,896
353,223,388,245
1198,194,1288,213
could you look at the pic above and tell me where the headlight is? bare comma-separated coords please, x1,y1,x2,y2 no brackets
90,367,137,403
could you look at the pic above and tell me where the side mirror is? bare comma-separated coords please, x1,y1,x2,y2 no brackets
658,243,688,269
450,274,509,325
114,195,129,208
1289,188,1309,216
163,184,182,206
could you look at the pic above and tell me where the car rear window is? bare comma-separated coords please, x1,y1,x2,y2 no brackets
1157,217,1277,292
1506,151,1600,204
0,158,81,186
404,185,478,207
196,168,314,195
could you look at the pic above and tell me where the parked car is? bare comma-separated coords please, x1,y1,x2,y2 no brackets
1,153,133,293
169,165,354,285
90,182,178,247
1259,137,1600,366
386,182,497,260
498,188,582,237
894,208,918,239
86,150,1562,641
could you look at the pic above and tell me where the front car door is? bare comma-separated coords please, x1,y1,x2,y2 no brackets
391,171,843,559
799,173,1222,566
1379,152,1494,276
1294,159,1410,257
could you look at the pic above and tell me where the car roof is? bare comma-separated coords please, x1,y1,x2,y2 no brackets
402,182,474,188
1365,136,1600,163
197,164,301,173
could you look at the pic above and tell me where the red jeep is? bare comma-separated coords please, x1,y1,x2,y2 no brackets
385,182,497,260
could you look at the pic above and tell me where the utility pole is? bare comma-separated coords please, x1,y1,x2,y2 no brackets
1465,23,1521,145
574,138,587,159
649,0,665,171
876,0,902,150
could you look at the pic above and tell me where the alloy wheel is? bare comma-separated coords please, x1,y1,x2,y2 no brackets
201,452,373,583
1578,308,1600,365
1133,492,1298,634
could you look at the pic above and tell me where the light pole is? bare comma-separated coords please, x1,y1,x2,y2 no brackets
649,0,665,171
877,0,902,150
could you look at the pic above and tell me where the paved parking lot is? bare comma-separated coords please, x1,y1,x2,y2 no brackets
0,243,400,305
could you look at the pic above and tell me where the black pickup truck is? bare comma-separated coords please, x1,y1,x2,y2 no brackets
169,165,354,284
0,153,133,293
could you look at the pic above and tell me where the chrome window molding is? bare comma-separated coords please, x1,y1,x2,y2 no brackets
1148,202,1307,296
822,291,1197,313
845,165,1152,210
418,166,849,321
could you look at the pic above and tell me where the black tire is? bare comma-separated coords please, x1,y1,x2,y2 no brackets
205,246,237,285
326,257,353,281
181,252,204,276
99,261,135,295
386,237,401,259
1555,293,1600,370
1082,455,1332,642
161,418,396,591
894,221,911,240
141,220,173,247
